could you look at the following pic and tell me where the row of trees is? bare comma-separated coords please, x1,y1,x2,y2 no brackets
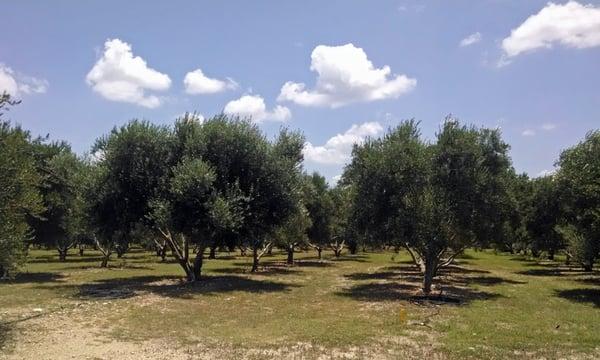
0,94,348,280
1,92,599,293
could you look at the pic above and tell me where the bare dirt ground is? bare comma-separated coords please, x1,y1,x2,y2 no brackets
1,305,441,360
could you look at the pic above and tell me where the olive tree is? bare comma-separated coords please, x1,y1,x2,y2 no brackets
344,119,512,294
304,173,334,259
149,115,303,277
86,120,173,267
0,94,43,277
28,144,87,261
556,130,600,271
273,203,312,264
329,185,352,258
526,176,564,259
150,157,244,281
187,118,303,272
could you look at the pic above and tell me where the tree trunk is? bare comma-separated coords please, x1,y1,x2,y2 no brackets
100,255,110,268
192,248,205,281
58,249,67,262
116,244,128,258
422,255,438,295
548,250,555,261
287,245,294,265
267,246,272,256
154,243,167,261
208,246,216,259
334,248,342,258
583,259,593,272
251,247,259,272
317,248,322,260
79,246,84,256
240,246,247,257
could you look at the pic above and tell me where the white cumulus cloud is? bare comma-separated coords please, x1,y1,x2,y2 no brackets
224,95,291,123
278,43,416,108
541,123,557,130
501,1,600,61
0,64,48,97
522,129,536,136
303,122,384,165
460,32,482,47
184,68,238,94
86,38,171,108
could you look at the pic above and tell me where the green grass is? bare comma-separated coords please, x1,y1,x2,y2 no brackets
1,248,599,358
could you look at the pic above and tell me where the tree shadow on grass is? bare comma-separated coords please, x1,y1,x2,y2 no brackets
336,282,503,305
517,267,600,277
4,272,65,284
209,255,238,260
345,271,399,281
577,277,600,286
56,264,155,271
27,255,105,264
466,276,526,286
340,264,507,305
293,260,334,267
330,255,369,263
50,274,300,301
555,288,600,307
212,265,302,276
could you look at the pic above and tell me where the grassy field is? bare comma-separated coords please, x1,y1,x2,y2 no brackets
1,248,599,359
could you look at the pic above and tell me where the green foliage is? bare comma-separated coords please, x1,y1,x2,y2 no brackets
525,176,564,258
86,120,173,263
556,130,600,270
27,143,87,259
304,173,333,252
0,95,43,277
344,118,513,292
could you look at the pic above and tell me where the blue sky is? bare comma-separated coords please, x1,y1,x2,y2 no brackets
1,0,599,183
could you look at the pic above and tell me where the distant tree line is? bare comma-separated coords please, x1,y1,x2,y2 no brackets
1,93,599,294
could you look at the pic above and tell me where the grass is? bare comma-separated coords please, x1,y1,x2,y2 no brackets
1,248,599,359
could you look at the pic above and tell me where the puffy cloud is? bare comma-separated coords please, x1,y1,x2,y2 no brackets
541,123,557,131
501,1,600,61
459,32,482,47
303,122,383,165
224,95,291,123
0,66,18,96
522,129,536,136
183,68,238,94
86,38,171,108
278,44,416,108
0,64,48,97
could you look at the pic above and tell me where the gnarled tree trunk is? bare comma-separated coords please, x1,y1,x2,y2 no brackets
158,228,208,281
251,241,272,272
330,238,345,258
208,245,216,259
94,237,113,268
286,244,294,265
